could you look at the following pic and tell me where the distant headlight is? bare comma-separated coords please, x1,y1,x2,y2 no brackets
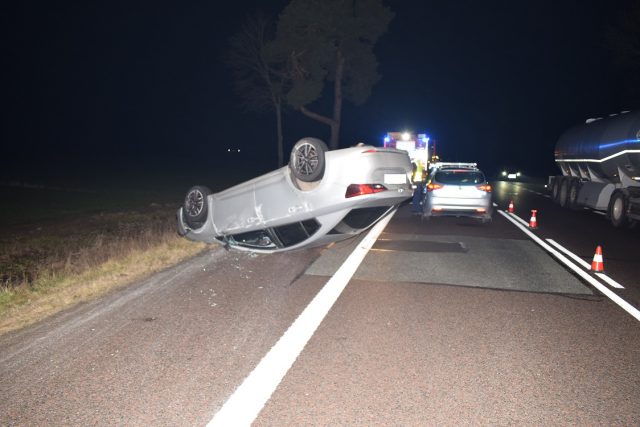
501,171,507,176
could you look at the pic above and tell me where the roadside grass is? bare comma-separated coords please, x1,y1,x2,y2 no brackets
0,186,211,335
0,236,206,335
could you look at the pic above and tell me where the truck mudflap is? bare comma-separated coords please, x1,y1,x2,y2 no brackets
608,189,640,227
628,188,640,221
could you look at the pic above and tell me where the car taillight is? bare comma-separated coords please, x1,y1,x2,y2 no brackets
426,183,443,192
345,184,387,198
362,149,377,153
477,184,492,192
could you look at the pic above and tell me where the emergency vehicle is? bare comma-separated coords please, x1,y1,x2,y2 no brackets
383,131,436,183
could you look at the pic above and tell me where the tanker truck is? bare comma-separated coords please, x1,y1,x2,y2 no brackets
548,110,640,227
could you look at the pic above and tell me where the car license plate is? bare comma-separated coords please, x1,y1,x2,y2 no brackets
384,173,406,184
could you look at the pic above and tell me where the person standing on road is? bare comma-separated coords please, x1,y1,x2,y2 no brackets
411,162,425,214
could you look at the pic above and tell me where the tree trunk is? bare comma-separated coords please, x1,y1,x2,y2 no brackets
299,105,336,143
330,49,345,150
298,49,345,150
275,101,284,167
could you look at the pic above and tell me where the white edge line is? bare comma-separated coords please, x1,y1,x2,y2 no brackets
506,211,530,227
492,202,498,207
545,238,592,270
207,210,397,427
498,210,640,322
545,239,625,290
595,272,625,289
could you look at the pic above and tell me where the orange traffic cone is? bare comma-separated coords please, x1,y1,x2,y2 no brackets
591,246,604,272
508,200,514,213
529,209,538,229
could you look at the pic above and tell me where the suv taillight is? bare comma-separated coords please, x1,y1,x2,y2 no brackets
426,183,444,192
345,184,387,198
476,184,492,192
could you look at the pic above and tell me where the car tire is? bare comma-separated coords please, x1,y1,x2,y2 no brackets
289,137,328,183
477,212,492,224
183,185,211,228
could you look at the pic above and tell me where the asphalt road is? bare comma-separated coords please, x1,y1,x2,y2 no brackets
1,180,639,426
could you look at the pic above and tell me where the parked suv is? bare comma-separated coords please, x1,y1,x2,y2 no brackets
422,164,493,223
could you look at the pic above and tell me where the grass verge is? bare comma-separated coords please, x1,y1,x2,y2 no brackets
0,204,207,336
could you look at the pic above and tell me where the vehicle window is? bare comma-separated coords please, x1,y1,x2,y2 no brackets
434,170,485,185
273,223,308,247
301,219,320,236
229,230,277,249
341,207,389,230
273,219,321,247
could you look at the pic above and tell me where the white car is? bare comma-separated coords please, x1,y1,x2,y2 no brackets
177,138,413,253
422,164,493,223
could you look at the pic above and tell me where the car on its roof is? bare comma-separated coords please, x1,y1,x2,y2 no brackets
421,165,493,223
177,138,413,253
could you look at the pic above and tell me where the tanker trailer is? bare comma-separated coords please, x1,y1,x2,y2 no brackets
548,110,640,227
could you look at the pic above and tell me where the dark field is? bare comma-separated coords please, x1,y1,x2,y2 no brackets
0,172,249,295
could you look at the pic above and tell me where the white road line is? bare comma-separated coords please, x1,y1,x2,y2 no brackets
595,273,625,289
492,202,498,207
506,211,530,227
545,239,592,270
498,210,640,322
207,210,397,427
545,240,625,289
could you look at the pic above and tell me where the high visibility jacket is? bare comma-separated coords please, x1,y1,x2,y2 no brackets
412,162,424,183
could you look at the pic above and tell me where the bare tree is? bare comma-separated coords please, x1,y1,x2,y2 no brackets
270,0,394,149
228,13,289,166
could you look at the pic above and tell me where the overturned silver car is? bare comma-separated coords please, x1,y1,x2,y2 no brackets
177,138,412,253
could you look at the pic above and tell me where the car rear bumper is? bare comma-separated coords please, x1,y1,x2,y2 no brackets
424,207,492,219
424,197,492,218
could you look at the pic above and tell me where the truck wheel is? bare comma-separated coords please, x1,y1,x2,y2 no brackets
183,185,211,228
608,191,628,228
558,179,570,207
289,138,328,183
568,179,581,210
552,178,562,204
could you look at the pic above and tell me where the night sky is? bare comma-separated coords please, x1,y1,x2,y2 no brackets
2,0,637,188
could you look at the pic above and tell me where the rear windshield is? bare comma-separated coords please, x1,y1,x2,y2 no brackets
434,170,485,185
